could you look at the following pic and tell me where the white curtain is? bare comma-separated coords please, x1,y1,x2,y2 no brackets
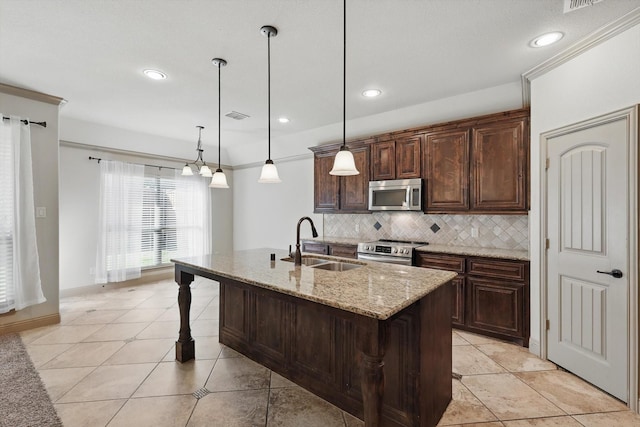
0,115,46,313
174,170,211,258
95,160,145,283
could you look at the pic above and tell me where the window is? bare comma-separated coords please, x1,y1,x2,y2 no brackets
96,161,210,283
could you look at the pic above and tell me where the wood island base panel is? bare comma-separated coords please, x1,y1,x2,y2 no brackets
172,249,457,427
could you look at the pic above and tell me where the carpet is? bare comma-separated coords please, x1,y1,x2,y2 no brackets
0,333,63,427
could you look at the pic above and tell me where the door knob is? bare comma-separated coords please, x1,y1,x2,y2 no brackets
597,269,623,279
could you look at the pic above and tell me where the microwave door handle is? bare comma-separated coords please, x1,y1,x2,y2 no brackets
406,186,411,208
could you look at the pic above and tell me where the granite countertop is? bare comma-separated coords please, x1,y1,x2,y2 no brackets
416,244,529,261
302,236,362,246
172,248,456,321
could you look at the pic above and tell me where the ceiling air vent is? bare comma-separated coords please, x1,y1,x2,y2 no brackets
225,111,250,120
563,0,603,13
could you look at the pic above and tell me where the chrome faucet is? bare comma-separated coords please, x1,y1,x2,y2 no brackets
294,216,319,266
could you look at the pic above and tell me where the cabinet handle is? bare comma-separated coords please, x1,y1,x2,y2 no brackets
597,269,623,279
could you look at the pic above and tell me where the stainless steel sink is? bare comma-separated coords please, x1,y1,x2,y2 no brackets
281,256,329,266
310,261,362,271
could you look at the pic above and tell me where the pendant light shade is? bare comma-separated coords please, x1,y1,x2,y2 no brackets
209,58,230,189
182,164,194,176
258,25,282,184
330,0,359,176
330,146,359,176
200,164,213,177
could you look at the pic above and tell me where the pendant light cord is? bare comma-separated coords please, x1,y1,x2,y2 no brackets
218,62,222,170
343,0,346,149
267,31,272,161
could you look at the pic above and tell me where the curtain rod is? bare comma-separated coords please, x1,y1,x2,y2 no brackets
2,117,47,127
88,156,179,171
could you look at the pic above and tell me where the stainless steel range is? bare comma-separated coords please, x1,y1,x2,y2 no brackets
357,239,428,266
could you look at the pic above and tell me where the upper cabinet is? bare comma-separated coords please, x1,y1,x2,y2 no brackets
310,108,529,214
371,136,421,181
471,119,527,211
311,142,370,213
423,110,529,214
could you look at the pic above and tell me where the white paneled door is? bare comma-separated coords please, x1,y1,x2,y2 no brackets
546,114,630,402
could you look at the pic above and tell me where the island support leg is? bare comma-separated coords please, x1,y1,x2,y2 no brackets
175,267,195,362
356,320,388,427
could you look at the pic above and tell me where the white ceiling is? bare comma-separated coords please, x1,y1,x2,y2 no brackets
2,0,640,157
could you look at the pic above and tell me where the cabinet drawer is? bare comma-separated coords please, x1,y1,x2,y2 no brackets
467,258,526,281
329,244,358,259
415,253,466,274
301,242,329,255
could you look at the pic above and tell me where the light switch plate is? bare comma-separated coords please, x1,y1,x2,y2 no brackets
36,207,47,218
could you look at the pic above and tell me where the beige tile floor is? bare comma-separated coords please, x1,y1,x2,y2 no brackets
20,277,640,427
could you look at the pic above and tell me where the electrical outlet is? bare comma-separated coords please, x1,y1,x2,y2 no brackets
36,207,46,218
355,224,360,233
471,227,479,238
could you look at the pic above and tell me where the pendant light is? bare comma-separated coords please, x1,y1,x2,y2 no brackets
182,126,213,177
258,25,282,184
209,58,230,189
330,0,359,176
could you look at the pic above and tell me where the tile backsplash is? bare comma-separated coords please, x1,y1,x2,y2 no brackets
323,212,529,251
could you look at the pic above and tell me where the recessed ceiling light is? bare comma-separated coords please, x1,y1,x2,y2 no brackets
529,32,564,48
278,117,290,123
143,69,167,80
362,89,382,98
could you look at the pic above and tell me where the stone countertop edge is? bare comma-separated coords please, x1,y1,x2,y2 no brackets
172,248,457,321
415,244,529,261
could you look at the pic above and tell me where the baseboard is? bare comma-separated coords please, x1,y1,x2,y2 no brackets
60,267,173,298
0,313,60,335
528,338,541,357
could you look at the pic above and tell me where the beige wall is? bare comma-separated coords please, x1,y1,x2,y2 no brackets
0,84,63,332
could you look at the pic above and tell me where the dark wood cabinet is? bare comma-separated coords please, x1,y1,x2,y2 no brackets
424,130,470,211
301,241,329,255
329,243,358,259
371,140,395,180
219,275,452,427
471,119,527,211
416,251,529,346
371,136,421,181
311,142,370,213
396,136,422,179
313,149,340,213
340,145,370,211
415,253,466,327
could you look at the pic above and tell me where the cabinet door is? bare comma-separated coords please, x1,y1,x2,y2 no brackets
340,145,370,212
314,150,340,213
415,253,465,326
466,277,525,338
396,136,421,179
329,244,358,259
371,140,395,181
471,119,527,211
424,130,470,211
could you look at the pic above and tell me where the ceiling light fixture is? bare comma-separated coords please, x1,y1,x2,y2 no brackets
182,126,212,177
209,58,229,189
529,31,564,48
362,89,381,98
143,69,167,80
258,25,282,184
330,0,359,176
278,117,290,124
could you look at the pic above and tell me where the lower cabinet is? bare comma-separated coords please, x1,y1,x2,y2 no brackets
301,241,358,259
415,252,529,346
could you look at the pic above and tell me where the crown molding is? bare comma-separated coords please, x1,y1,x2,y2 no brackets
0,83,65,106
521,7,640,107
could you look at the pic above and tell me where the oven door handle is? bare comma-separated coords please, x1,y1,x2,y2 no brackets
357,253,412,265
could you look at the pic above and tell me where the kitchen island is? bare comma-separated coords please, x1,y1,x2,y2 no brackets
172,249,457,427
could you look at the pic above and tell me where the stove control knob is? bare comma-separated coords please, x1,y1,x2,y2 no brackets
403,249,409,254
393,248,398,253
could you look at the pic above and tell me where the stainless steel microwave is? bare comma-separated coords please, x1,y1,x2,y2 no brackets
368,178,422,211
